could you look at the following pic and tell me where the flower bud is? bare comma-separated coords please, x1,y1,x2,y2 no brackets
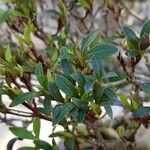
139,33,150,50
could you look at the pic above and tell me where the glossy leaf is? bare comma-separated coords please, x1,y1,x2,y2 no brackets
143,82,150,96
48,82,64,102
55,75,79,98
37,75,48,89
77,109,86,123
43,97,52,115
49,131,72,138
93,81,104,104
71,108,86,123
72,70,86,95
81,30,100,52
10,127,34,139
33,118,41,139
140,20,150,37
10,92,37,107
72,98,87,109
85,44,118,60
122,26,139,49
92,56,104,81
132,107,150,118
101,88,117,106
61,59,73,76
104,106,113,118
126,49,140,57
34,140,52,150
118,93,130,109
35,63,44,77
53,102,75,125
64,137,75,150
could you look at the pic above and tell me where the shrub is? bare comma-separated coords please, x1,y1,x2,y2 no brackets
0,0,150,149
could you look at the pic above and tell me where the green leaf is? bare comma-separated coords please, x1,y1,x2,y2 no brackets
72,70,86,87
72,98,87,109
72,70,86,95
78,0,90,8
85,44,118,60
101,88,117,106
0,10,11,24
77,109,86,123
35,63,44,77
34,140,52,150
92,56,104,81
37,75,48,89
126,49,140,57
38,107,51,116
61,59,73,76
117,125,125,138
60,46,73,60
5,46,12,62
76,125,89,136
143,82,150,96
81,30,100,52
48,82,64,103
93,81,104,104
49,131,72,138
12,10,27,18
118,93,131,109
55,75,79,98
71,108,85,123
90,103,101,116
140,20,150,37
104,106,113,118
43,97,52,115
10,127,34,139
122,26,139,49
53,102,75,125
33,118,41,139
17,147,35,150
64,137,75,150
24,24,33,43
10,92,37,107
132,107,150,118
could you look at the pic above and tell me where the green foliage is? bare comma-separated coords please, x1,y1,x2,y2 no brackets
81,30,100,52
9,127,34,139
143,82,150,96
84,43,118,60
0,0,150,149
10,92,38,107
140,20,150,37
34,140,52,150
133,107,150,118
33,118,41,139
0,10,11,24
53,102,75,125
122,26,139,49
125,49,140,57
55,75,79,98
48,82,64,103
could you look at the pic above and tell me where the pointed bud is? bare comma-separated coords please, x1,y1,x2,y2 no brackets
139,33,150,50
